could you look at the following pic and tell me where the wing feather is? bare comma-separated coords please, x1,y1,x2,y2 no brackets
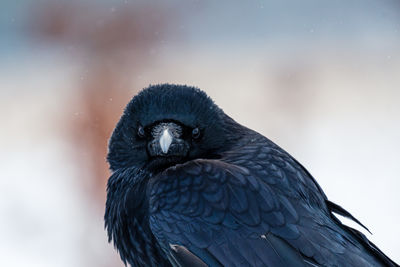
149,156,391,266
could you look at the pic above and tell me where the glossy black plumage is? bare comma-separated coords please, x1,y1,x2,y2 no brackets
105,84,398,267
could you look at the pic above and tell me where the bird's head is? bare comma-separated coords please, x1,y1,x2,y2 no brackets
107,84,238,173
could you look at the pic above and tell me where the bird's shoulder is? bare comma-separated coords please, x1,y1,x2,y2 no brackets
223,135,328,209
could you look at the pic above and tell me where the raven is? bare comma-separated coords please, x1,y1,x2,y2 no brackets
105,84,398,267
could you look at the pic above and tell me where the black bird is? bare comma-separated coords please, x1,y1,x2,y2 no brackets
105,84,398,267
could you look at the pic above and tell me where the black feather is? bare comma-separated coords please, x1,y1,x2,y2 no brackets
326,200,371,234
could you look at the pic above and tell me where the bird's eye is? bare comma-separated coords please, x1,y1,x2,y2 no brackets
192,127,200,139
137,126,145,138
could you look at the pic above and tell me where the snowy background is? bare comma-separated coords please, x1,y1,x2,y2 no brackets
1,0,399,266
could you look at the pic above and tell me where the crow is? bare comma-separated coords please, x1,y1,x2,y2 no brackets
105,84,398,267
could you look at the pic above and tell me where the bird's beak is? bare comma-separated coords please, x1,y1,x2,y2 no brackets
159,128,173,154
148,122,188,158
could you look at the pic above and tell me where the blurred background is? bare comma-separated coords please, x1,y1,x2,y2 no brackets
1,0,399,266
